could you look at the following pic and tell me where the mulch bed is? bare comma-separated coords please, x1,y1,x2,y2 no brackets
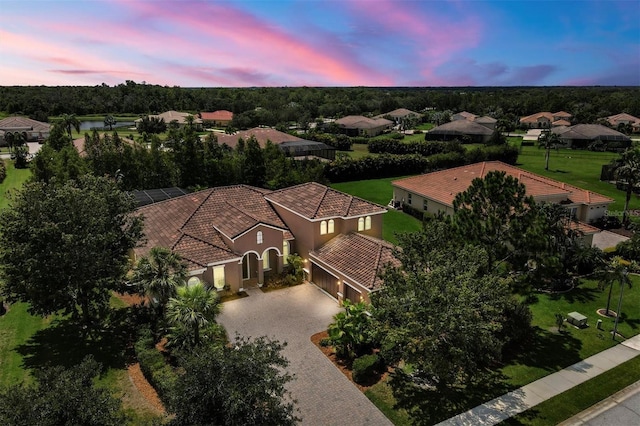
310,331,389,392
127,363,165,415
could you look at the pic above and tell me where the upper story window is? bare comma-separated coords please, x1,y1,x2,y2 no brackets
257,231,263,244
328,219,335,234
320,220,327,235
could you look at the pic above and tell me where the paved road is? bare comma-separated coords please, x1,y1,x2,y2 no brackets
560,380,640,425
218,283,393,426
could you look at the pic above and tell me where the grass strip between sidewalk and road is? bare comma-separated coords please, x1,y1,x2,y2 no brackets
503,355,640,426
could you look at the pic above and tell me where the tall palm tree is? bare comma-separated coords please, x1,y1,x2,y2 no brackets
538,129,562,171
598,256,632,317
167,283,221,347
132,247,187,317
614,147,640,228
60,113,81,139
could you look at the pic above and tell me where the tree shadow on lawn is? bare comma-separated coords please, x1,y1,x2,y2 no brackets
505,326,583,373
16,306,144,373
547,284,599,305
387,369,513,425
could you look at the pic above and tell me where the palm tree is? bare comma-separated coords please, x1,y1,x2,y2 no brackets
60,113,81,139
538,129,562,171
598,256,632,317
167,283,221,347
132,247,187,318
614,147,640,228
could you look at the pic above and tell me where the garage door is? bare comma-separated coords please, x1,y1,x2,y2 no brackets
344,283,362,303
311,264,338,299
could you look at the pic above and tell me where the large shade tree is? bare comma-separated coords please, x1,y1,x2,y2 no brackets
169,336,299,426
0,175,143,327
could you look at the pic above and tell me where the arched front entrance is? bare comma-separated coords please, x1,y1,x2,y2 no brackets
261,248,280,284
242,252,260,286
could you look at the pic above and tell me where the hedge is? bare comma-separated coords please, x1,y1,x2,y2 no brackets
134,328,177,408
0,161,6,184
325,144,519,183
368,139,464,156
306,133,352,151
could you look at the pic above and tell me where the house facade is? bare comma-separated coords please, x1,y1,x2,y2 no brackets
519,111,573,128
391,161,613,246
136,182,394,304
0,116,51,145
552,124,631,149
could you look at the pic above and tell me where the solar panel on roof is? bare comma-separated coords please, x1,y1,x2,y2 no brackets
130,188,190,207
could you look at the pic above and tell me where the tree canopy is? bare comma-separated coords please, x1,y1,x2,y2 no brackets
0,175,143,326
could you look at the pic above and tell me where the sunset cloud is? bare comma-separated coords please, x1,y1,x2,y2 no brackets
0,0,637,86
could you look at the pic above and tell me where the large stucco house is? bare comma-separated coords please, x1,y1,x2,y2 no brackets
0,116,51,145
391,161,613,246
334,115,393,137
136,182,398,304
519,111,572,128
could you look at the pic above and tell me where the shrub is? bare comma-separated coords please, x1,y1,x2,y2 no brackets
0,160,6,184
352,354,381,385
134,328,177,407
402,203,425,221
350,137,369,145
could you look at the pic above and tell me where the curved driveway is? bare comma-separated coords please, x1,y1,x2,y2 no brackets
218,283,393,426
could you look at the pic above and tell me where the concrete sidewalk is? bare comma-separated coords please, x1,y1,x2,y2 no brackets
437,334,640,426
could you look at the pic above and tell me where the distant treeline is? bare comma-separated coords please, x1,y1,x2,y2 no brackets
1,82,639,128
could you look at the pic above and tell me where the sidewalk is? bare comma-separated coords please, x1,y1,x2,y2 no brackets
437,334,640,426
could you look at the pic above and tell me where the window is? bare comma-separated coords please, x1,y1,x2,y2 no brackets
213,266,225,290
283,241,290,265
320,220,327,235
423,199,428,211
358,217,365,231
365,216,371,230
407,193,412,205
328,219,335,234
257,231,263,244
262,251,270,270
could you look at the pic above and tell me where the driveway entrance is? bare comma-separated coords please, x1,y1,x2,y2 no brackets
218,283,392,426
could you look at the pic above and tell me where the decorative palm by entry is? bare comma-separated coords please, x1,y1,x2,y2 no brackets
167,283,222,347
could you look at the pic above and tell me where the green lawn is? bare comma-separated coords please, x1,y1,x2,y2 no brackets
364,275,640,425
515,145,638,212
0,160,31,210
331,177,422,244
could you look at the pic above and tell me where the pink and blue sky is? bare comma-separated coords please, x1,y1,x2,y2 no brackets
1,0,638,87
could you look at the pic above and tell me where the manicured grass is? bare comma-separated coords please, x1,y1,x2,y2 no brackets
0,160,31,210
504,355,640,426
516,144,638,213
331,177,423,244
347,143,375,159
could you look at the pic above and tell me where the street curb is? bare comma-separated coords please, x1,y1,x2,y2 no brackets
558,380,640,425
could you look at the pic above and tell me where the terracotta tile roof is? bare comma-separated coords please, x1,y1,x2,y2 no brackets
200,110,233,121
520,112,554,123
428,120,494,135
265,182,387,220
554,111,573,118
474,116,497,123
606,113,640,125
392,161,613,207
215,127,305,148
335,115,393,129
454,111,478,120
552,119,571,126
375,108,421,119
0,116,50,132
311,233,400,291
570,220,600,235
135,185,292,267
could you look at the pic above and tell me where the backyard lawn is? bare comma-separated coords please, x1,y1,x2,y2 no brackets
331,176,422,244
0,160,31,210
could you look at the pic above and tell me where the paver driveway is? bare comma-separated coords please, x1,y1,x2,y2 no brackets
218,283,393,426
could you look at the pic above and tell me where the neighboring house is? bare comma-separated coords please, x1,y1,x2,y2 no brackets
135,182,392,304
425,119,495,143
334,115,393,137
552,124,631,149
452,111,478,121
450,111,497,130
135,111,203,129
0,116,51,145
375,108,422,124
200,110,233,127
391,161,613,246
606,113,640,127
215,127,335,161
519,111,573,128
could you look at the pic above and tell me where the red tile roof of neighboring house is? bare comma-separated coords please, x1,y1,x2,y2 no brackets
265,182,387,220
310,233,399,291
606,113,640,126
552,119,571,126
520,111,573,124
200,110,233,121
215,127,306,148
135,111,202,125
136,185,292,268
392,161,613,207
